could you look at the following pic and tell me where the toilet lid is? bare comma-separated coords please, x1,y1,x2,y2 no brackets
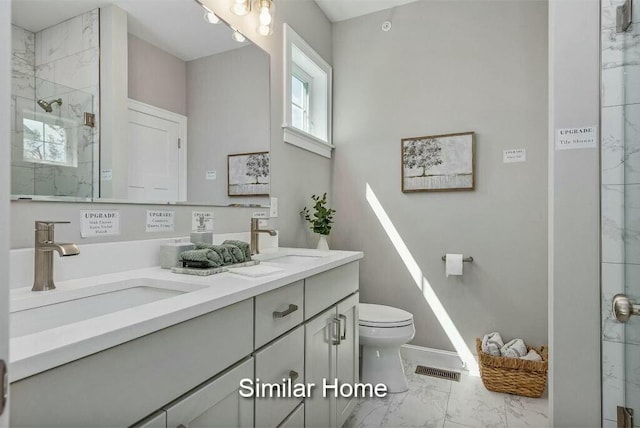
359,303,413,327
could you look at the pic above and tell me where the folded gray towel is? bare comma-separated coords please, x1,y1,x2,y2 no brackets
179,249,218,268
223,240,251,260
482,332,504,357
221,243,246,263
196,243,234,265
206,249,223,267
501,339,528,358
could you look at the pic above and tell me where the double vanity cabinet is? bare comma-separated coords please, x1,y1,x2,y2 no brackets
10,251,361,428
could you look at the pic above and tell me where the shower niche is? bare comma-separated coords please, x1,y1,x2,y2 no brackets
11,10,99,200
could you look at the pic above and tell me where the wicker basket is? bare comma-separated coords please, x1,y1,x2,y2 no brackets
475,338,548,398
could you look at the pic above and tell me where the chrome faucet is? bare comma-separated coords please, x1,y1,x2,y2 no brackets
250,218,277,255
33,221,80,292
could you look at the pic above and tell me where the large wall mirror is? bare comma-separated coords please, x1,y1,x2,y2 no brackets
10,0,271,207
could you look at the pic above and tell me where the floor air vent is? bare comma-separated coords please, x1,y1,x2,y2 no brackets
414,365,461,382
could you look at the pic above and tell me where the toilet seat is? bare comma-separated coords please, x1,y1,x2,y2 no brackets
359,303,413,328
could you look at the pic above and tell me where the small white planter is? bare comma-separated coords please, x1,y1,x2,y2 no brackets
317,235,329,251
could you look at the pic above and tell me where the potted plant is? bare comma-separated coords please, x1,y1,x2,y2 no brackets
301,193,336,250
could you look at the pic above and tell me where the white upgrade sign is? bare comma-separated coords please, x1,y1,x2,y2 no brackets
192,211,214,232
80,210,120,238
555,126,597,150
146,210,175,232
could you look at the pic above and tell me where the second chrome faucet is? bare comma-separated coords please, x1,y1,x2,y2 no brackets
250,218,277,255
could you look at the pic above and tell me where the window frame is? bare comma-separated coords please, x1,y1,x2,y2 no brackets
283,24,333,158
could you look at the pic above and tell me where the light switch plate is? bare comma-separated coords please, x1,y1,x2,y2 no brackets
270,197,278,218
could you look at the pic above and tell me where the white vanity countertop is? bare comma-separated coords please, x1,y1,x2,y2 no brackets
9,248,363,382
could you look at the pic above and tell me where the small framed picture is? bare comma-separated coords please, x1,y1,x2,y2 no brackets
227,151,270,197
401,132,475,192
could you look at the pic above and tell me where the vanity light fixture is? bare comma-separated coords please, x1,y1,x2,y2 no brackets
256,0,274,36
231,0,251,16
232,28,246,42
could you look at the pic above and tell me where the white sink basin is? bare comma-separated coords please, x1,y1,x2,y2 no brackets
10,278,205,338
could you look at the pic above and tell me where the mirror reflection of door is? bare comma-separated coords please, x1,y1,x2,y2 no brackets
126,101,186,202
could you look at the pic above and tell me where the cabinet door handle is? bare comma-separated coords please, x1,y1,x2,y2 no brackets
339,314,347,340
273,304,298,319
289,370,299,382
332,317,341,345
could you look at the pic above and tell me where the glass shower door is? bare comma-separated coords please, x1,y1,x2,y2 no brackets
603,0,640,426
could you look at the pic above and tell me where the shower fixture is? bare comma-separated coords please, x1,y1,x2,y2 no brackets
37,98,62,113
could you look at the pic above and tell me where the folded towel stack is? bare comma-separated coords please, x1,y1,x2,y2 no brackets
501,339,527,358
481,332,503,357
481,332,541,361
181,241,252,268
223,240,252,260
179,249,219,268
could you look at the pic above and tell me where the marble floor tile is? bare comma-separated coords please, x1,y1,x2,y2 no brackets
446,375,508,428
505,395,548,428
384,387,449,427
344,396,392,428
347,357,547,428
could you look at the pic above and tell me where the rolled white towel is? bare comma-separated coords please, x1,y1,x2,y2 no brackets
501,339,528,358
482,332,504,357
520,349,542,361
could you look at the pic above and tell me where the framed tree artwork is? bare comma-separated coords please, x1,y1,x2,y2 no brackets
227,151,270,196
401,132,475,192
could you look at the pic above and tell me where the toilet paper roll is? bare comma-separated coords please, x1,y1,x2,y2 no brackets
445,253,463,277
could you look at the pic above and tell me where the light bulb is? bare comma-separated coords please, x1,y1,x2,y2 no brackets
258,25,270,36
232,30,246,42
259,7,271,25
231,0,250,15
203,10,219,24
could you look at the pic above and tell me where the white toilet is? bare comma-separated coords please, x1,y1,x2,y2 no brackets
359,303,416,393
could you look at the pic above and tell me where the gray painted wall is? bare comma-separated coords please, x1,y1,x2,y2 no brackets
331,1,548,352
548,0,601,425
10,200,268,249
186,45,270,205
9,0,332,250
128,34,187,116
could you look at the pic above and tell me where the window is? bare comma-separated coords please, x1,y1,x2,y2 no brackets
22,116,77,167
283,24,333,158
291,71,310,132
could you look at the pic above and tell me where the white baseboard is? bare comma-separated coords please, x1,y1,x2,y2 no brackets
401,344,466,372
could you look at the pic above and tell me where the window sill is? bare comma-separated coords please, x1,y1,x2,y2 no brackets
283,125,334,159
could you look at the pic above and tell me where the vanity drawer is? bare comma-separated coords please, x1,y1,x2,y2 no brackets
255,280,304,348
255,326,304,428
305,262,359,320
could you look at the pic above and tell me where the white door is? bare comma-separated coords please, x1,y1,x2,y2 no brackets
305,307,337,428
127,100,186,202
165,358,254,428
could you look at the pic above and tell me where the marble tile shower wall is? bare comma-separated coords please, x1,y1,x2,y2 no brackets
601,0,640,425
10,10,99,199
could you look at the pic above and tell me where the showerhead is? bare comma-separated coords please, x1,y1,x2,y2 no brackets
36,98,62,113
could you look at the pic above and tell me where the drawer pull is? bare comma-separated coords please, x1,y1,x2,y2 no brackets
332,317,341,345
339,314,347,340
289,370,299,382
273,304,298,319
